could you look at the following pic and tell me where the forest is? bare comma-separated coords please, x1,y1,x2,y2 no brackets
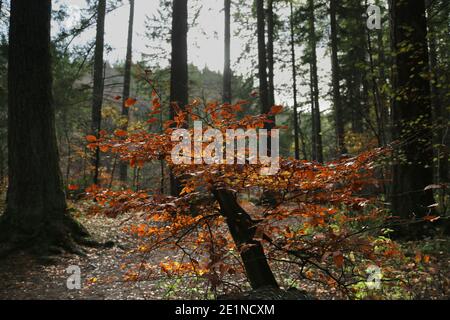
0,0,449,302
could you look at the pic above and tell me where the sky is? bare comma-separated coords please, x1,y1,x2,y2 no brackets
57,0,240,71
56,0,332,110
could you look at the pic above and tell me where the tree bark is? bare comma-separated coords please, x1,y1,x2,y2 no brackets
0,147,4,186
366,29,386,147
391,0,435,239
213,189,279,290
375,0,390,144
308,0,323,163
255,0,271,126
91,0,106,185
223,0,232,104
427,3,447,184
267,0,275,109
342,1,366,135
170,0,189,196
119,0,135,184
0,0,91,256
329,0,346,155
427,2,448,227
289,1,300,160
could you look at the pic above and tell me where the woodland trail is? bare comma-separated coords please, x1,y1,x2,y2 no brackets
0,213,176,300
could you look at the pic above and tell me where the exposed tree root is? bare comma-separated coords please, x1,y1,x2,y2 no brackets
0,211,114,260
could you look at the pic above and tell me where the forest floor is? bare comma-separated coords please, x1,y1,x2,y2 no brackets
0,210,200,300
0,204,449,300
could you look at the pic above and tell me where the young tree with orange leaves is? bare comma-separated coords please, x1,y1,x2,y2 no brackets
85,92,414,296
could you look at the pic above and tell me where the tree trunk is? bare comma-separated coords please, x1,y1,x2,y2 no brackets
329,0,346,155
356,1,369,135
213,189,279,290
427,3,446,184
267,0,275,109
91,0,106,185
427,2,448,224
308,0,323,163
344,1,366,135
119,0,135,184
0,0,91,256
309,66,316,161
0,146,4,187
376,1,390,144
289,1,300,160
223,0,232,104
169,0,189,196
391,0,435,239
255,0,271,124
367,31,386,147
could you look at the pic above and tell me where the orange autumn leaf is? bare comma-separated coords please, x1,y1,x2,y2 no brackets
68,184,79,191
114,130,128,137
423,215,440,222
152,98,161,109
87,143,97,150
384,249,401,257
85,135,97,143
333,251,344,268
415,252,422,264
99,145,110,153
180,186,194,195
270,105,283,115
147,118,158,124
114,95,122,101
232,104,243,112
124,98,137,108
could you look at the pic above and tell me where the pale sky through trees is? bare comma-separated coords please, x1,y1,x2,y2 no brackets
56,0,331,111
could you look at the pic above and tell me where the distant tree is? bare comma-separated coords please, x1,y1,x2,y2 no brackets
223,0,232,104
91,0,107,185
255,0,273,129
329,0,346,155
289,0,301,160
0,0,7,186
119,0,135,183
307,0,323,162
427,0,449,191
267,0,275,109
339,0,367,135
364,0,388,147
169,0,189,196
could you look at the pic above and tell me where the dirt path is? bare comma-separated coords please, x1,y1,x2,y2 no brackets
0,214,172,300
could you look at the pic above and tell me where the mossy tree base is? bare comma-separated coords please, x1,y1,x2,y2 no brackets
0,211,112,259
